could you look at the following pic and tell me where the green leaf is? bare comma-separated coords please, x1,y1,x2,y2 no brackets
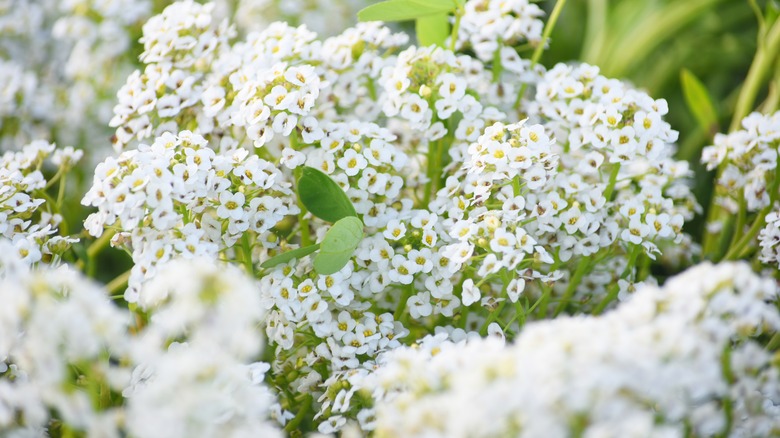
358,0,454,22
416,13,450,47
314,217,363,275
297,166,357,223
680,69,718,136
260,244,320,269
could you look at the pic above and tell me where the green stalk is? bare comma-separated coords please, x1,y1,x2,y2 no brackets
722,206,771,260
725,194,746,255
87,230,116,260
730,16,780,132
294,166,312,247
479,270,511,335
241,233,255,276
553,258,590,316
594,244,640,314
106,269,131,294
723,154,780,260
766,332,780,351
422,139,443,207
603,163,621,201
449,7,463,52
717,345,735,438
283,394,312,433
581,0,607,63
395,283,415,321
603,0,722,77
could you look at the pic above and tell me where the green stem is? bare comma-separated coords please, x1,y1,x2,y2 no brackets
730,16,780,132
480,270,511,335
553,258,590,316
514,0,568,109
594,244,640,313
603,163,621,201
581,0,607,63
423,139,443,207
43,166,65,190
87,230,116,259
717,345,734,438
726,194,747,252
722,206,771,260
84,230,116,277
723,154,780,260
449,7,463,52
491,46,503,82
294,167,312,247
766,332,780,351
106,269,131,294
512,175,522,197
602,0,722,77
395,283,415,321
241,233,255,276
535,283,552,319
594,282,620,315
283,394,312,433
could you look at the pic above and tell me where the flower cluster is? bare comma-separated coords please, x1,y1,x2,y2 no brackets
0,0,150,150
82,130,298,302
0,140,81,267
0,250,283,436
702,111,780,267
518,63,699,306
381,45,507,135
432,120,558,306
356,262,780,437
77,4,715,433
455,0,545,62
4,0,774,436
0,247,129,436
125,258,283,438
703,111,780,212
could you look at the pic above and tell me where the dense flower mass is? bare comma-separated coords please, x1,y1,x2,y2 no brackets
1,251,282,437
356,262,780,437
82,130,298,302
1,0,780,436
703,111,780,213
0,140,81,267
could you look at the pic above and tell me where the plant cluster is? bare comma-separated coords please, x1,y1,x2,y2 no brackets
2,0,780,437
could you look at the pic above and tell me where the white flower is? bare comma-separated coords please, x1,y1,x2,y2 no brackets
216,191,245,220
461,278,480,306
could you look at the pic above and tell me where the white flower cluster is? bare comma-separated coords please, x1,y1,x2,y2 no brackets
82,130,298,302
432,120,558,305
110,3,337,152
520,63,698,302
0,247,129,436
455,0,545,62
290,121,409,225
124,258,283,438
0,251,282,436
0,140,81,267
0,0,150,149
760,209,780,266
381,45,512,137
703,111,780,212
317,21,409,122
78,4,713,432
356,262,780,438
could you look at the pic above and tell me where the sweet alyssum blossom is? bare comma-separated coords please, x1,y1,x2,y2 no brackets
82,130,298,302
356,262,780,438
